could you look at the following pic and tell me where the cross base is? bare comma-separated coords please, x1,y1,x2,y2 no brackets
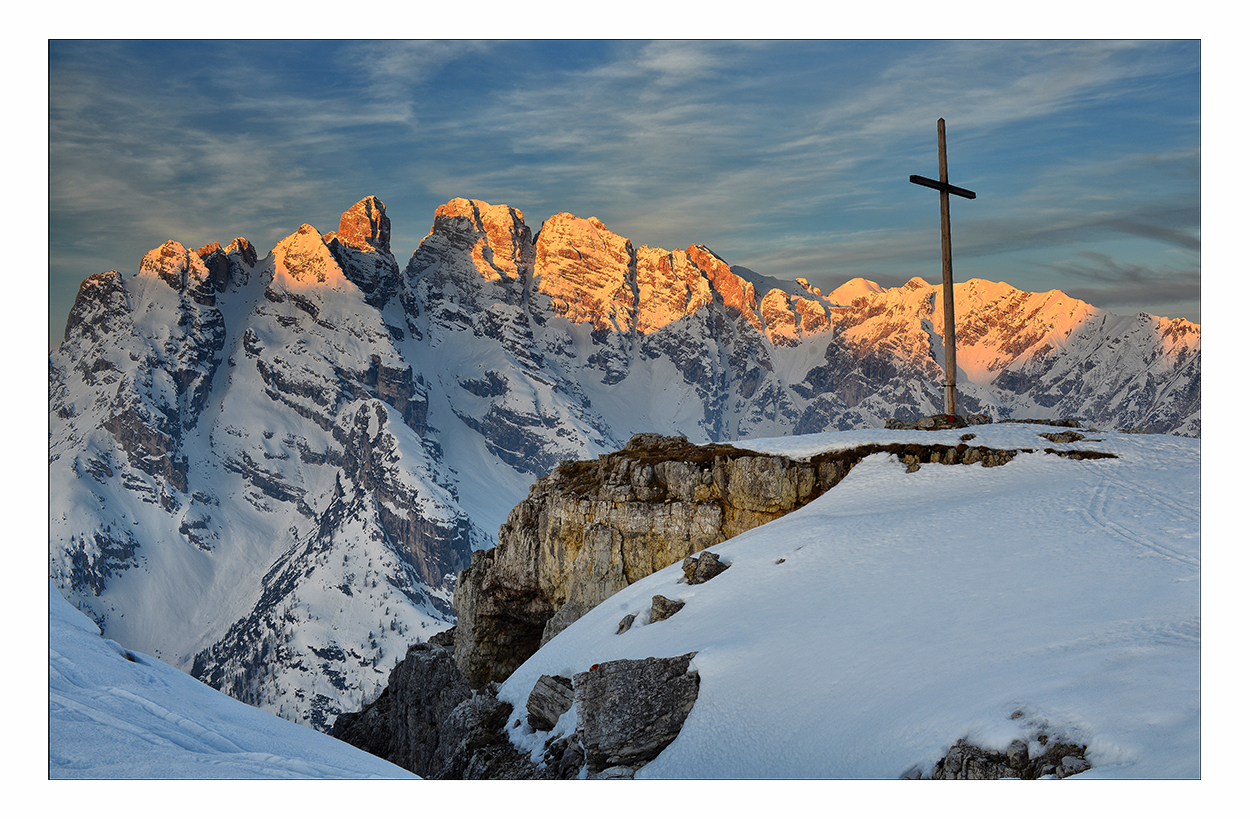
885,413,993,431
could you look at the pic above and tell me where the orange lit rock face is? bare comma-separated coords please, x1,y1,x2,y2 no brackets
794,298,830,334
534,213,637,332
439,202,834,343
273,224,345,287
139,240,211,292
196,238,255,266
417,196,1188,379
687,244,762,333
532,220,761,337
224,237,257,268
336,195,390,254
759,289,799,345
326,197,401,307
433,198,533,285
634,246,715,334
817,277,1132,386
756,289,830,345
1160,317,1199,347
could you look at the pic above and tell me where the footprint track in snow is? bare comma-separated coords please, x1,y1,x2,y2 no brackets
1081,481,1199,569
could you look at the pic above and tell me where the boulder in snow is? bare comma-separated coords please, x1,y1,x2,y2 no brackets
650,594,686,622
525,674,574,732
574,653,700,775
682,551,729,585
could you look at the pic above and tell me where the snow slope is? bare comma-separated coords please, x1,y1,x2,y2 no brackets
48,582,416,779
496,424,1200,778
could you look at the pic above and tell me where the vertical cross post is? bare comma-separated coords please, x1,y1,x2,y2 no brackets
910,118,976,417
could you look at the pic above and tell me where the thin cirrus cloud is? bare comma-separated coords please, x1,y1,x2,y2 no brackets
1038,251,1200,317
48,40,1200,348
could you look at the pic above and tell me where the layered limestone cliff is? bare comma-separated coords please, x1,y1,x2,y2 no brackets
450,428,1113,687
452,433,861,687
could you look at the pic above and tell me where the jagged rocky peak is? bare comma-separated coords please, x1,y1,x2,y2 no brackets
137,240,212,292
194,242,230,295
533,212,637,331
191,237,258,297
197,237,258,278
759,287,830,345
436,197,533,284
401,197,535,323
334,194,391,255
324,197,402,306
633,245,716,334
272,223,347,287
688,244,764,332
224,237,258,267
408,197,830,344
725,264,836,344
62,270,130,344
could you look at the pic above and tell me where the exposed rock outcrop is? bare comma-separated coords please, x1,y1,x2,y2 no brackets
452,433,1119,688
921,737,1091,780
329,640,473,777
525,674,574,732
452,433,858,686
1039,430,1085,444
333,638,701,779
574,653,701,778
329,632,546,779
62,270,131,345
885,412,993,430
435,686,540,779
649,595,686,623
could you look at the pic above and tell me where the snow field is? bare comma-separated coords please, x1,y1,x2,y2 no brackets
498,426,1199,778
48,582,417,779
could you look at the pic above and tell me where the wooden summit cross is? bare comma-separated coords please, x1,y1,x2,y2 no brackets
910,118,976,418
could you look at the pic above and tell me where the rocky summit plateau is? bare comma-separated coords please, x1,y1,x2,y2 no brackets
49,195,1200,737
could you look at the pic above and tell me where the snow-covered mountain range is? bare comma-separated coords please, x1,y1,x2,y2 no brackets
48,195,1201,731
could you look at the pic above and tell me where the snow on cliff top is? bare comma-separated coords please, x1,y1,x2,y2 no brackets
499,423,1201,779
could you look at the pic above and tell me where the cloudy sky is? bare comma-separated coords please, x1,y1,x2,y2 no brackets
47,39,1201,348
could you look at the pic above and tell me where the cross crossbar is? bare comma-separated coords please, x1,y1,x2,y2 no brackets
908,174,976,200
